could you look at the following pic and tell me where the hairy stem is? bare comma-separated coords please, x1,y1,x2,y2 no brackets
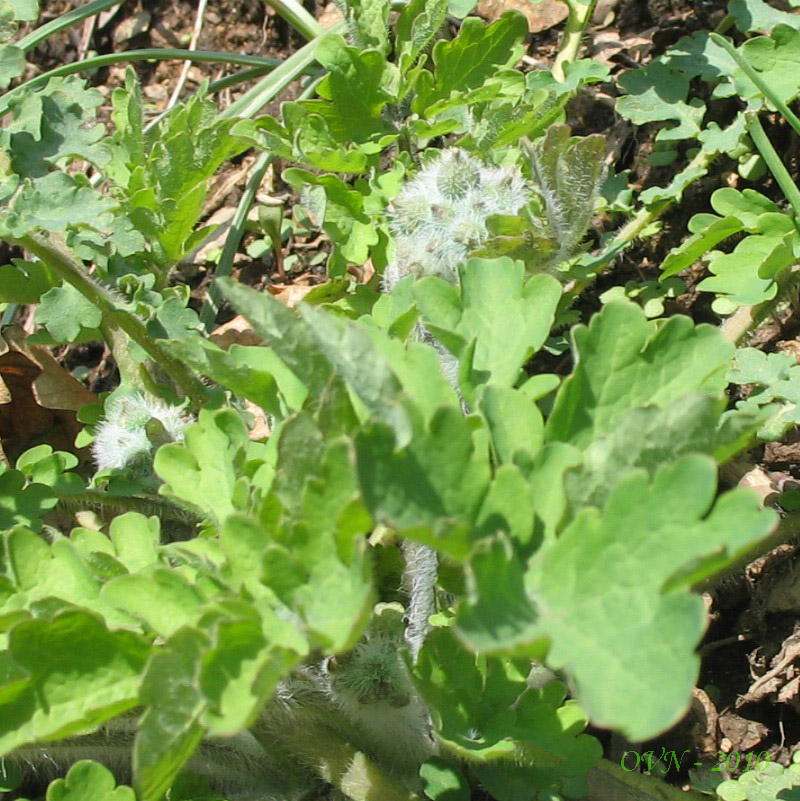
11,232,211,408
586,758,707,801
402,540,438,660
55,490,202,525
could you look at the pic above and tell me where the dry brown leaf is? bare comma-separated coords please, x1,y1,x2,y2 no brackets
267,282,317,308
113,9,151,43
718,712,767,752
478,0,567,32
209,315,262,349
690,687,719,756
244,399,272,440
739,629,800,706
0,326,96,468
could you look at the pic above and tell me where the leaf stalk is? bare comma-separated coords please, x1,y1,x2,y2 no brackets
9,233,212,408
552,0,598,82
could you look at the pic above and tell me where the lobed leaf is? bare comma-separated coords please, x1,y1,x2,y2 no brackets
0,610,147,754
546,301,734,449
529,455,775,740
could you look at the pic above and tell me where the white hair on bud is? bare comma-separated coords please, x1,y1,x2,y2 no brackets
385,149,529,292
91,391,190,471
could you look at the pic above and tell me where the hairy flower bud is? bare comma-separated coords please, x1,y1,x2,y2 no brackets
92,391,190,483
385,148,529,290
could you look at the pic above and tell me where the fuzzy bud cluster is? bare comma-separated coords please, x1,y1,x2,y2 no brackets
383,148,529,291
92,391,189,482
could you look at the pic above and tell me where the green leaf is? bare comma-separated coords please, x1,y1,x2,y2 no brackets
478,384,544,465
216,277,345,405
2,78,110,177
301,35,393,143
0,44,24,90
362,326,460,422
43,760,135,801
108,513,159,574
3,172,117,238
269,429,375,649
101,569,204,638
476,464,535,547
3,530,135,628
167,338,308,418
414,259,562,396
739,25,800,106
660,215,743,278
299,304,413,445
355,408,490,558
711,186,780,223
413,12,529,112
337,0,391,53
200,612,299,736
525,125,608,267
154,409,250,526
36,284,103,343
413,629,600,776
0,470,55,531
726,347,800,439
697,232,793,309
5,2,38,22
395,0,449,71
729,0,800,32
284,170,379,267
135,628,207,801
616,61,706,142
0,258,57,303
0,610,147,752
564,394,753,511
420,757,470,801
454,536,539,652
546,301,734,449
120,89,256,268
529,455,776,740
716,757,800,801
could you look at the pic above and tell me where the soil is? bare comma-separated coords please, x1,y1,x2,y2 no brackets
12,0,800,794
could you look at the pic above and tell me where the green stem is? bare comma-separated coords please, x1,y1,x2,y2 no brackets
207,66,274,94
719,263,800,344
710,32,800,139
713,12,736,35
575,127,729,285
220,30,335,119
0,49,285,117
744,110,800,225
200,151,274,331
552,0,598,82
260,0,325,40
586,758,708,801
56,489,202,525
10,233,211,408
16,0,121,52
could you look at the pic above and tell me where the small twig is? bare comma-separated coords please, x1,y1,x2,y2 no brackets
698,634,750,656
77,13,96,60
148,0,209,129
